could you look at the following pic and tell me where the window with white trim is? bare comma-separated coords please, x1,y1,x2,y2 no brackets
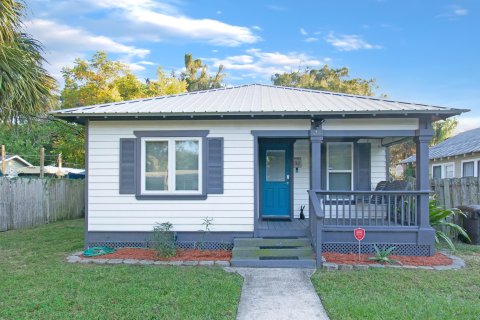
327,142,353,191
432,162,455,179
462,161,475,177
141,137,202,194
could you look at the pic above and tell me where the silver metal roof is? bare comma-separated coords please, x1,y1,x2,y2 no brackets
51,84,466,118
402,127,480,163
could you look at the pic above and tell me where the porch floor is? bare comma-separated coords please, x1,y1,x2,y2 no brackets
256,218,309,237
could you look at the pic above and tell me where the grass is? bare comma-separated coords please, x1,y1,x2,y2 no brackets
0,219,243,319
312,243,480,320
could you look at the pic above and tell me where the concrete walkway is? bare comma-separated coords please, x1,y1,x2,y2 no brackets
226,268,329,320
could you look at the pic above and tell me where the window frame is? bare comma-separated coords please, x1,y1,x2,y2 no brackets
431,162,455,179
461,158,480,177
140,137,203,195
432,165,442,179
134,130,209,200
326,142,354,191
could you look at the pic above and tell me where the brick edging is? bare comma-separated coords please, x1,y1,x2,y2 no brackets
66,252,231,267
321,253,465,271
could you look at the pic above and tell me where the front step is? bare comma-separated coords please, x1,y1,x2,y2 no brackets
231,237,315,268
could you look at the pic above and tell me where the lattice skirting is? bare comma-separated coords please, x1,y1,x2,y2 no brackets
87,241,233,251
322,243,432,256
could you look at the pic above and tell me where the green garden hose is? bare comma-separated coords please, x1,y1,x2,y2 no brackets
83,246,116,257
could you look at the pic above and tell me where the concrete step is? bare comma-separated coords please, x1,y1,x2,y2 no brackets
231,258,316,268
234,237,311,247
233,247,313,258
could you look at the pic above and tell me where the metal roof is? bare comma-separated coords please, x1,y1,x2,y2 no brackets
402,127,480,163
50,84,467,118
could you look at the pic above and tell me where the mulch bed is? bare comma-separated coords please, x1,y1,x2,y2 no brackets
82,248,231,261
323,252,452,266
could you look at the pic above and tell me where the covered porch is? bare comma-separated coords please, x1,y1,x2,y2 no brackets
250,117,436,267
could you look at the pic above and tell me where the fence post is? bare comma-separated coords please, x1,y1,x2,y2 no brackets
40,147,45,179
1,145,5,175
56,153,62,177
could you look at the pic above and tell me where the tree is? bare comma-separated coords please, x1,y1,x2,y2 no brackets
388,118,458,177
271,66,377,96
181,53,225,92
0,0,56,123
60,51,188,108
431,118,458,146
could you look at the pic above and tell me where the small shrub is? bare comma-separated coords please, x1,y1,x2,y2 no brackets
368,245,400,265
151,222,176,258
196,217,214,250
429,198,470,251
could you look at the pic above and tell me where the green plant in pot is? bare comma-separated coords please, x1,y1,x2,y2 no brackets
151,222,176,258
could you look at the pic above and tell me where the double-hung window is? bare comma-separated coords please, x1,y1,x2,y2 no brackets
432,162,454,179
327,142,353,191
462,161,475,177
141,137,202,195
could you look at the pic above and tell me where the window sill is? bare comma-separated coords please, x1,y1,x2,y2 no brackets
135,194,207,200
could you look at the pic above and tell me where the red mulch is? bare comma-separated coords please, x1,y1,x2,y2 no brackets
82,248,231,261
323,252,452,266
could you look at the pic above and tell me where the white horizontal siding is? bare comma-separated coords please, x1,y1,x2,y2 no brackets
293,139,310,218
369,139,387,189
323,118,418,131
88,119,310,232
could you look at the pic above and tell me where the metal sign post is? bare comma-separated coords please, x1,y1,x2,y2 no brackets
354,228,366,261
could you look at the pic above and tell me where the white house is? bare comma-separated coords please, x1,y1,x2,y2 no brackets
51,84,466,267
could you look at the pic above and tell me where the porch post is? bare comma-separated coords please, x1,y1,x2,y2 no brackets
415,116,435,254
310,120,323,266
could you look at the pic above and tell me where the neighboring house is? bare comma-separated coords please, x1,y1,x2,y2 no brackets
0,155,33,175
17,166,85,178
51,84,466,267
402,127,480,179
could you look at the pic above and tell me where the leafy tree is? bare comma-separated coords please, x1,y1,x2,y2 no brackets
0,119,84,167
389,118,458,176
144,68,187,97
271,66,377,96
431,118,458,146
0,0,56,123
181,53,225,92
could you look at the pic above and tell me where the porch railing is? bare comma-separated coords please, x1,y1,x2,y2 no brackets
308,190,431,227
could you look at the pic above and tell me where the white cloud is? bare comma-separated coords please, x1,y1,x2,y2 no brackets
325,32,382,51
456,116,480,133
300,28,307,35
89,0,259,46
304,37,319,43
252,25,263,31
25,19,150,81
437,5,469,19
205,48,329,79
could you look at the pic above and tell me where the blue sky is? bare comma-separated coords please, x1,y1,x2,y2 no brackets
25,0,479,131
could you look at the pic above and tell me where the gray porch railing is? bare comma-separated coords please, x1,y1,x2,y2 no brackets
308,189,431,266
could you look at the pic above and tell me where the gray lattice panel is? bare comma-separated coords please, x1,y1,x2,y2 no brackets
322,243,431,256
87,241,233,251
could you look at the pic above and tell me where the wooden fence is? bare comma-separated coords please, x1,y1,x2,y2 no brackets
431,177,480,209
0,178,84,231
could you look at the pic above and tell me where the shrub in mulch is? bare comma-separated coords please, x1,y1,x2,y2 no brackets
323,252,452,266
82,248,231,261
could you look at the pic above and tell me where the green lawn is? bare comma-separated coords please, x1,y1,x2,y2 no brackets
0,219,243,320
312,244,480,320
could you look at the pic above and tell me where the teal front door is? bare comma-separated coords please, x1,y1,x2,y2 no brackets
260,141,292,218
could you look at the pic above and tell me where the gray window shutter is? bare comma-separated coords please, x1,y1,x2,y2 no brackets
119,138,136,194
206,138,224,194
355,143,371,191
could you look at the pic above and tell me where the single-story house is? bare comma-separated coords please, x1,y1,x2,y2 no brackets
0,155,33,175
51,84,467,267
402,127,480,179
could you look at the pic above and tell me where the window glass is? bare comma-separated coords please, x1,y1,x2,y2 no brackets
463,161,474,177
432,166,442,179
445,164,454,178
328,144,352,170
329,172,352,190
478,161,480,177
145,141,168,191
266,150,285,182
175,140,199,191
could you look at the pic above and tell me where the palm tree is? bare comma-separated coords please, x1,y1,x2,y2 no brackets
0,0,56,124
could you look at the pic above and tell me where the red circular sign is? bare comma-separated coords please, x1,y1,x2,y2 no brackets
354,228,365,241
